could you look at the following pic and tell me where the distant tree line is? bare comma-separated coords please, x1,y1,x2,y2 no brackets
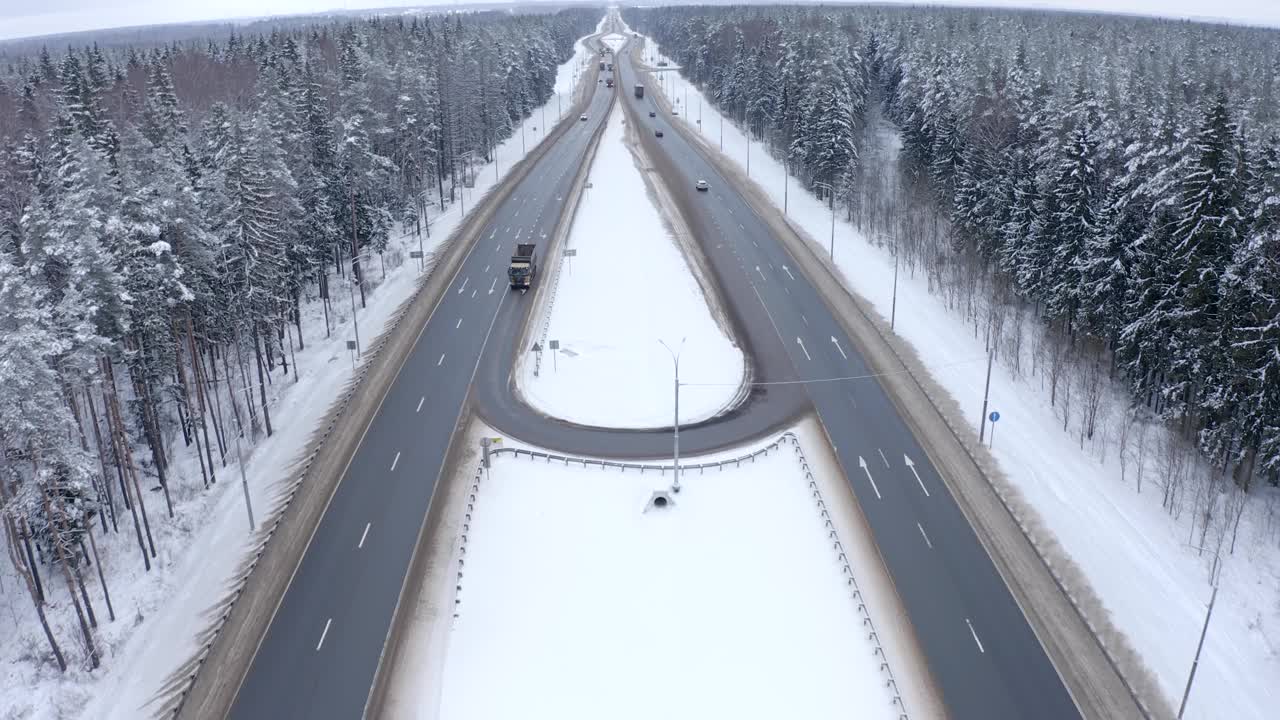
624,5,1280,496
0,8,597,670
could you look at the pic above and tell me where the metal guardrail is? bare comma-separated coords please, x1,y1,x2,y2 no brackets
455,431,909,719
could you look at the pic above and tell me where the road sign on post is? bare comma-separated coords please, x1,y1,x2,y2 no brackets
563,249,577,257
549,340,560,372
988,411,1000,448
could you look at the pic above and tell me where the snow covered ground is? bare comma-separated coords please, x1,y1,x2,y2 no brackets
0,28,603,720
635,28,1280,720
431,426,924,720
515,103,745,428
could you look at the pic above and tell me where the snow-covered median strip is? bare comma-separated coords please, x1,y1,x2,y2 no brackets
433,424,925,720
516,103,745,428
634,29,1280,720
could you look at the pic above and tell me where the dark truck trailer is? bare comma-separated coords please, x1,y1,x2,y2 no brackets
607,62,613,71
634,84,644,99
598,61,605,70
508,243,537,289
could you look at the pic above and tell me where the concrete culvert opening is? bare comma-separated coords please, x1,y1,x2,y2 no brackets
644,490,676,512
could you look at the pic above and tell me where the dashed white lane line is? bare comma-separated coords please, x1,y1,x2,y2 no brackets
471,289,477,298
965,619,986,653
489,277,498,294
878,448,889,468
416,396,424,413
495,243,501,253
484,264,490,273
437,354,445,366
488,228,496,239
801,314,809,326
456,318,463,329
358,522,371,549
316,618,332,651
917,522,933,549
457,277,469,294
390,452,401,472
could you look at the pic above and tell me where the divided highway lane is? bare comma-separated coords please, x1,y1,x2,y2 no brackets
610,46,1081,719
227,55,615,720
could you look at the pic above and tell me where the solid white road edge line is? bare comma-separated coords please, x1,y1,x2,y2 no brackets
316,618,332,651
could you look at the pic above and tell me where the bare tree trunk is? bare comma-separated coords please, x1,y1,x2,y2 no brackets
84,387,119,533
173,328,210,489
84,519,115,621
252,322,274,437
1,506,65,671
186,318,218,482
202,345,228,463
103,358,156,563
40,485,99,669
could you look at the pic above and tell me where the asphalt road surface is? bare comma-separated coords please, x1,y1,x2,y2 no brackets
227,41,617,720
602,41,1081,720
228,21,1081,720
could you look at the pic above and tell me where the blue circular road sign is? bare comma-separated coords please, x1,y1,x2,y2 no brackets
989,411,1001,423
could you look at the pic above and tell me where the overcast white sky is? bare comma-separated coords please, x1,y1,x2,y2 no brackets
0,0,1277,42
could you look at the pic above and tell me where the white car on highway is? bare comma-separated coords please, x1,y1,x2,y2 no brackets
695,179,709,192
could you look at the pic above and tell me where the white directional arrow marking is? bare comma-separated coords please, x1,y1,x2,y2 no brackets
782,264,796,281
457,277,469,294
831,336,848,359
755,265,766,281
904,455,931,497
797,337,811,361
857,456,882,499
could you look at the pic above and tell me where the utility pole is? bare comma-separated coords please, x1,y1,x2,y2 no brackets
659,338,686,494
1178,584,1219,718
813,181,835,259
891,235,900,330
979,347,995,443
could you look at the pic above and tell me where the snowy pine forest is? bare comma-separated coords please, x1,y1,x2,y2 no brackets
0,8,596,672
625,6,1280,490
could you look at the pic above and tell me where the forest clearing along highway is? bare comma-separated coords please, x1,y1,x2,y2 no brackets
177,12,1153,720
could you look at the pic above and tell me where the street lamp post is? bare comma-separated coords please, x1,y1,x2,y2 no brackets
347,249,377,357
813,180,836,260
1178,583,1220,718
659,338,686,494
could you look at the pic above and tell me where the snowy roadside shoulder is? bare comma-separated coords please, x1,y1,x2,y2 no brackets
411,416,939,720
514,101,745,429
631,30,1279,720
0,29,605,720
